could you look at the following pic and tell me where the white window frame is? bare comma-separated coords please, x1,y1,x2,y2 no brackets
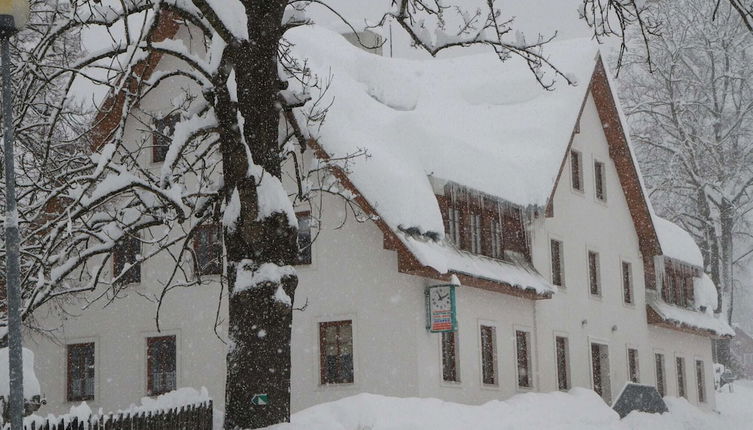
514,326,534,391
554,332,571,391
594,159,607,202
478,321,499,388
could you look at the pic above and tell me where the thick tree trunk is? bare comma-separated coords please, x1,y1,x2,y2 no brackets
220,2,298,429
716,200,734,367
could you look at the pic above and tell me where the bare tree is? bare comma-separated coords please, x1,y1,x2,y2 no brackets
618,0,753,364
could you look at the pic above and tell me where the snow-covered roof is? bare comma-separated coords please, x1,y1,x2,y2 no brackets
401,234,555,295
693,273,719,312
653,216,704,267
288,26,599,236
647,290,733,338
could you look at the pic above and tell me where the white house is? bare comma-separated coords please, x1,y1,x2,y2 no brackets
24,22,732,418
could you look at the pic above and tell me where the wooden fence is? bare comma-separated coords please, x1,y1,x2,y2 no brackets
5,400,212,430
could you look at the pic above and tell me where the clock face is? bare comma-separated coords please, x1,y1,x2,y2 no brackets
430,286,452,310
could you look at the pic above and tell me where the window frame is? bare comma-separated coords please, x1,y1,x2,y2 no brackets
515,329,533,390
441,330,461,384
295,211,313,265
479,324,498,387
193,223,222,276
112,234,141,284
470,213,482,254
550,239,565,287
655,352,666,397
695,359,706,403
152,113,180,163
622,261,634,305
676,355,687,398
554,334,571,391
594,159,607,202
570,150,584,193
67,342,96,402
146,335,177,396
627,347,640,383
319,320,355,385
588,250,601,297
589,340,612,404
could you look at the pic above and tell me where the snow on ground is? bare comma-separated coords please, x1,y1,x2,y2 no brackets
264,381,753,430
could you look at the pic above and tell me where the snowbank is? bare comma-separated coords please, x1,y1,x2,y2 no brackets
0,347,41,398
287,25,598,236
263,384,753,430
653,216,704,268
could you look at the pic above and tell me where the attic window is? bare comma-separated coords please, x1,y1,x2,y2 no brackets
594,160,606,201
571,150,583,192
153,113,180,163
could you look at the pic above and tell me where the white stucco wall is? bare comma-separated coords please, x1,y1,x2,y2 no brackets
530,92,715,410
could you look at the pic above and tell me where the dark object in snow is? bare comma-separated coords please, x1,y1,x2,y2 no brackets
612,382,668,418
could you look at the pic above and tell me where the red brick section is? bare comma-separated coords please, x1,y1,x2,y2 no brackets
306,138,548,301
90,12,181,151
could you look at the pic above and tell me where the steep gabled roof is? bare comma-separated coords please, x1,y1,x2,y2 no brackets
288,26,666,296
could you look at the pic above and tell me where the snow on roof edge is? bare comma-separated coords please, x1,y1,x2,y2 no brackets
648,292,733,338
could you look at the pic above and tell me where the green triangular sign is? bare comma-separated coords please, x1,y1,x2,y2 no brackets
251,394,269,406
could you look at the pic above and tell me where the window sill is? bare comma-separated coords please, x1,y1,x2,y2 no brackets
440,380,463,389
480,384,500,391
316,382,357,392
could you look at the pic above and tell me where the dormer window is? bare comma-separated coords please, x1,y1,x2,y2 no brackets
661,259,696,309
448,207,461,246
438,188,528,261
470,214,482,254
491,220,503,259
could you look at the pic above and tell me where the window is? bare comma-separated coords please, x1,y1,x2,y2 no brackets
594,160,606,201
655,353,666,397
441,331,460,383
447,207,461,246
551,239,564,287
555,336,570,391
296,212,312,265
516,330,532,388
67,343,95,401
319,320,354,384
588,251,601,296
591,342,611,403
628,348,639,383
622,261,633,304
490,220,503,259
696,360,706,403
152,113,180,163
113,234,141,284
676,357,686,398
571,150,583,191
470,214,482,254
147,336,176,396
480,326,497,385
193,224,222,275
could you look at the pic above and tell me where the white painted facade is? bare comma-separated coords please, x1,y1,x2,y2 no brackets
23,26,720,419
